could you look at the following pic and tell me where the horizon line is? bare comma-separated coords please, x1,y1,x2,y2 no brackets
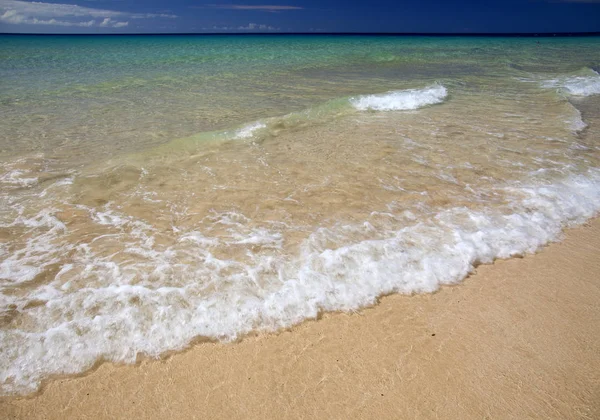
1,31,600,37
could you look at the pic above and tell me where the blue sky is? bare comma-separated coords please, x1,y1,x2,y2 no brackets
0,0,599,34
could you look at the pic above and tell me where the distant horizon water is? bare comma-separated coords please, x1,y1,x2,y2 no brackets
2,32,600,36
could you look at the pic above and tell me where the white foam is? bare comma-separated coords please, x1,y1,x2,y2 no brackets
567,107,587,132
542,70,600,97
0,208,67,286
0,170,38,188
2,169,600,396
350,85,448,111
234,122,267,139
38,177,74,198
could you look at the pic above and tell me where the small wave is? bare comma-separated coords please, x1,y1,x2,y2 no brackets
138,85,448,157
542,70,600,97
234,122,267,139
350,85,448,111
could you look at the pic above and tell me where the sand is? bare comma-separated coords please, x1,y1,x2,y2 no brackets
2,218,600,420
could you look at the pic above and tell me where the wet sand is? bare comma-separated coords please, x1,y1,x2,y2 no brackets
2,218,600,420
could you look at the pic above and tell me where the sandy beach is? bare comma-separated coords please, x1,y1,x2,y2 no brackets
1,217,598,419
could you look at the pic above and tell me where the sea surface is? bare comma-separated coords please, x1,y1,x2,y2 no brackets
1,34,600,395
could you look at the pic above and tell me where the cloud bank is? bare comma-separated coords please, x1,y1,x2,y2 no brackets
0,0,176,29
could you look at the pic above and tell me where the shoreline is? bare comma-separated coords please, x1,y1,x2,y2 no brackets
3,218,600,419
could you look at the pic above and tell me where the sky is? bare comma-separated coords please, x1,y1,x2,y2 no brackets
0,0,599,34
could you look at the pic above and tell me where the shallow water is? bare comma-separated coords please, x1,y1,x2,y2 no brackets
1,35,600,395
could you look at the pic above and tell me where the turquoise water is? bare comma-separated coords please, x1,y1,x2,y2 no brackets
2,35,599,160
1,35,600,395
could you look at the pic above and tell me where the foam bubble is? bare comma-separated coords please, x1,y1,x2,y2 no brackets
350,85,447,111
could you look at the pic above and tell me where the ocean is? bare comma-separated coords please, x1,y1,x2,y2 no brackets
1,34,599,395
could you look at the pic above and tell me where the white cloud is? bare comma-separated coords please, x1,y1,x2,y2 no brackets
1,8,96,26
0,0,175,29
205,4,303,11
204,23,280,32
207,25,235,30
238,22,278,31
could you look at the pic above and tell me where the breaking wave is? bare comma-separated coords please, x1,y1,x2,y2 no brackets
350,84,448,111
1,168,599,395
542,69,600,97
177,84,449,144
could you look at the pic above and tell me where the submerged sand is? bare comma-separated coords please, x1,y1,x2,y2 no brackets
2,219,600,419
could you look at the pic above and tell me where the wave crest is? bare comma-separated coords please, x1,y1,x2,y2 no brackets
234,122,267,139
350,84,448,111
543,70,600,97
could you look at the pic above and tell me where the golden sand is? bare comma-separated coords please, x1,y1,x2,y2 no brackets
2,218,600,420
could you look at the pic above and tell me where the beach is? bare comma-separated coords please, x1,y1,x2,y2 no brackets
2,217,599,419
1,35,600,411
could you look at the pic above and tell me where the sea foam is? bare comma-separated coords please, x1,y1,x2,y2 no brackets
350,85,447,111
1,170,600,396
543,70,600,97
